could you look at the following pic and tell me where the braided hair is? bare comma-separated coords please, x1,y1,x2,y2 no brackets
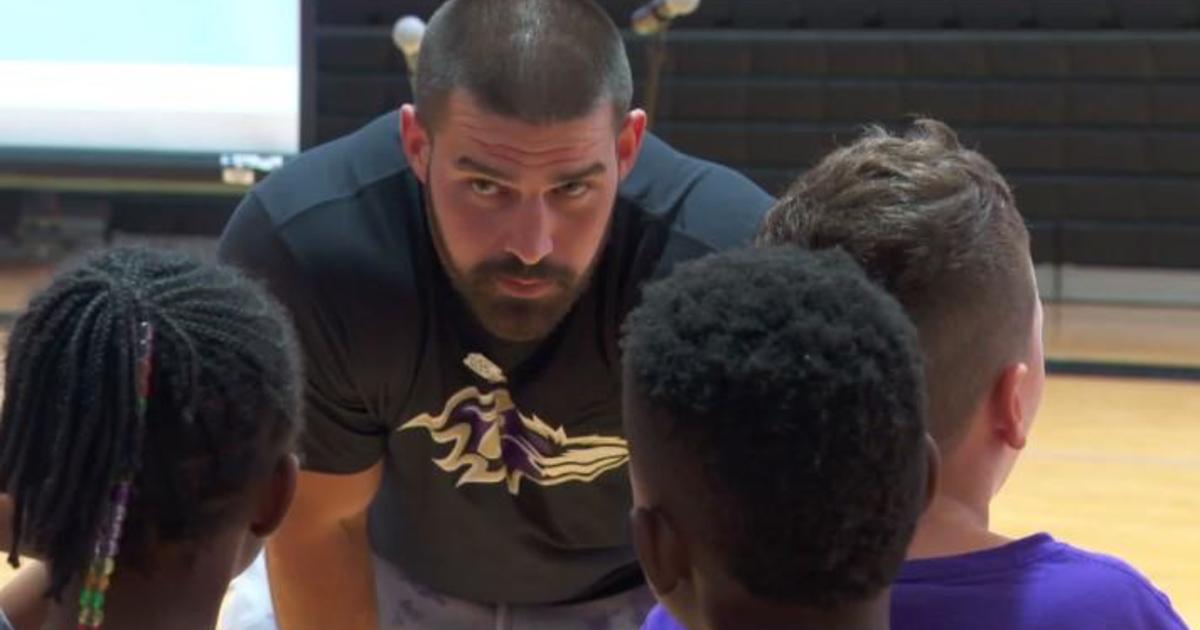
0,247,302,612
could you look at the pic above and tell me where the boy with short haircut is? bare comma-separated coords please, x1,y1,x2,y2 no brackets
623,246,936,630
757,119,1186,629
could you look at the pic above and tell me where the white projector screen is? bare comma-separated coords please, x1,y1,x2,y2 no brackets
0,0,304,158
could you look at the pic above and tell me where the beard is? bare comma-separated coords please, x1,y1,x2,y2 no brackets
424,182,604,343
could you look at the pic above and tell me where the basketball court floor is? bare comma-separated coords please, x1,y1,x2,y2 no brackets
0,262,1197,626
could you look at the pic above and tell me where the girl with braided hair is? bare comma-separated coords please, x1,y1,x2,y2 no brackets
0,247,302,630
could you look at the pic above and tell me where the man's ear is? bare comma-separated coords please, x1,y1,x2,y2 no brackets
921,433,941,512
249,453,299,538
401,104,432,184
616,109,648,181
630,505,687,597
992,362,1033,450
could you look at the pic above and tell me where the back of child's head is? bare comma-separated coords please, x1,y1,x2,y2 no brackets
758,119,1036,451
621,246,930,620
0,247,301,603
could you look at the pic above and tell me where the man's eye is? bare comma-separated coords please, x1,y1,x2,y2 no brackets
470,179,500,196
557,181,590,199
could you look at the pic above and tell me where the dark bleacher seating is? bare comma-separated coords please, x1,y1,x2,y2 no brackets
902,83,985,123
1150,133,1200,175
958,0,1035,28
878,0,958,28
659,81,747,121
1033,0,1116,29
1069,84,1151,125
905,40,989,78
682,0,734,27
308,1,1200,269
1151,38,1200,77
732,1,802,28
803,0,880,28
317,34,399,73
1154,85,1200,124
1069,39,1155,78
1112,0,1199,28
967,129,1066,173
343,0,1200,30
1145,179,1200,219
1062,223,1200,267
745,124,844,170
1063,131,1149,173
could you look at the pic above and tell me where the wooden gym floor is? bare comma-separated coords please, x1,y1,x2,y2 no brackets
0,263,1197,626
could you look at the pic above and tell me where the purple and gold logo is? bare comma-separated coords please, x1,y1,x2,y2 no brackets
398,354,629,495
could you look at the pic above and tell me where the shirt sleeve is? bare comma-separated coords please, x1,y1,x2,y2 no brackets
639,605,686,630
651,160,773,281
1131,579,1190,630
218,193,388,474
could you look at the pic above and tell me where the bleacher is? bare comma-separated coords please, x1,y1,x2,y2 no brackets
311,0,1200,269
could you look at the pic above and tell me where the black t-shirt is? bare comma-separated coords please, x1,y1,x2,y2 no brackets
218,111,772,605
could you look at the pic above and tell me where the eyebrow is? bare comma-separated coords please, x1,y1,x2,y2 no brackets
554,162,607,183
455,156,516,182
454,157,608,185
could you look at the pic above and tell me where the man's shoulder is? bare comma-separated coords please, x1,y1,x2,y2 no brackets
253,111,416,230
221,112,428,330
619,133,773,254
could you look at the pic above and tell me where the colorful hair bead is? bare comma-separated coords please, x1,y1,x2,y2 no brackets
77,321,154,629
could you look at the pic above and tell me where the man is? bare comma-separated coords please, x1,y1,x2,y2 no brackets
623,246,935,630
216,0,771,628
638,119,1183,629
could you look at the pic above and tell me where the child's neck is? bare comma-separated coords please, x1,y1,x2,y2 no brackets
703,589,892,630
45,549,236,630
907,491,1011,560
906,440,1014,560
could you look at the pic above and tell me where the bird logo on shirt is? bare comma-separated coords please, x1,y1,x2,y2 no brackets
398,354,629,495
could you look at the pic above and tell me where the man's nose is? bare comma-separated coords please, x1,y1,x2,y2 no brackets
504,197,554,266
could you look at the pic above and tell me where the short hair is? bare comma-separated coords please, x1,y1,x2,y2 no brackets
758,119,1035,449
623,246,928,608
415,0,633,129
0,247,302,598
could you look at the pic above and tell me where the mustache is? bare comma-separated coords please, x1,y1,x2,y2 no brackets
472,256,575,285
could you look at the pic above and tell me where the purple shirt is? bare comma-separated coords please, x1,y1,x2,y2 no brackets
640,534,1187,630
642,605,679,630
893,533,1186,630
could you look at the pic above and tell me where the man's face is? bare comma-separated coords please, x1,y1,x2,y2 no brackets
402,93,645,342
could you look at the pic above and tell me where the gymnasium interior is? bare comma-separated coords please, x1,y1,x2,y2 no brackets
1,0,1198,626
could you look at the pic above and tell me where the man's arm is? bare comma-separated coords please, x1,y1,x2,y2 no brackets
0,561,49,630
267,463,383,630
219,196,393,630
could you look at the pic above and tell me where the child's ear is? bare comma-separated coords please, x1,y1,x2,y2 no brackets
631,505,687,597
921,433,941,512
991,362,1033,450
250,454,299,538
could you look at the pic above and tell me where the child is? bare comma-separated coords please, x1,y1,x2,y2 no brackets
0,247,302,630
622,246,935,630
758,119,1186,629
